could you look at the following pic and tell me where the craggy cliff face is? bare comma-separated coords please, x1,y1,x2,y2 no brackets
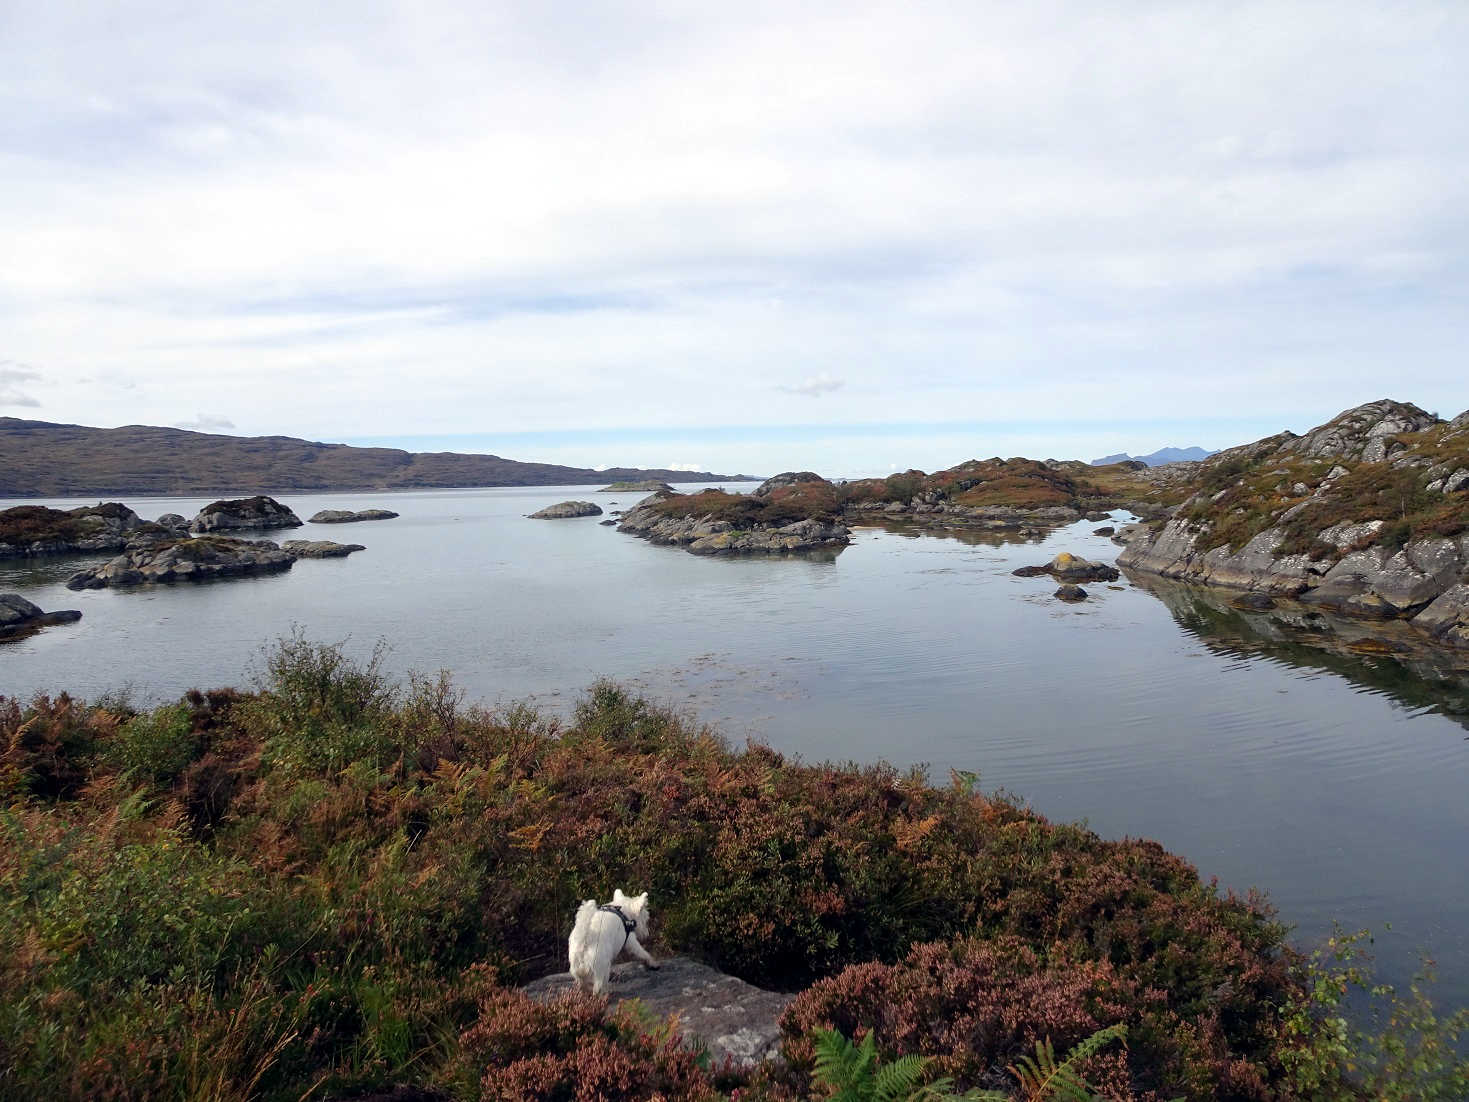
1116,400,1469,648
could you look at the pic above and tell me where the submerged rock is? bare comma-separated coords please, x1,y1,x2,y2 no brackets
1232,593,1278,611
309,508,400,523
0,594,83,640
190,496,303,533
1054,584,1088,602
522,957,790,1066
529,501,603,519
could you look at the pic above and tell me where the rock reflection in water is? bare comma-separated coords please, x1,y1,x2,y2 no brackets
856,518,1053,549
1128,572,1469,728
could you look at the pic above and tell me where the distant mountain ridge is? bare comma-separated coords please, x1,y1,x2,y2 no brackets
1091,446,1215,467
0,418,753,497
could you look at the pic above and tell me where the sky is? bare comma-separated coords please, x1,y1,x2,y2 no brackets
2,1,1466,477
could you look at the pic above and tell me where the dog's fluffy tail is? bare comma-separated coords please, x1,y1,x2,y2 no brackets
572,899,598,932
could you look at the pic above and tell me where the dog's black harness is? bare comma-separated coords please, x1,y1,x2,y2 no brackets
599,904,637,951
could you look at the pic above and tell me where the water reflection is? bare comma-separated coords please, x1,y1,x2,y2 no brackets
855,518,1053,548
1128,572,1469,730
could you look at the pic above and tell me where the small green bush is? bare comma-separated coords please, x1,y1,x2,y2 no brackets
109,702,197,783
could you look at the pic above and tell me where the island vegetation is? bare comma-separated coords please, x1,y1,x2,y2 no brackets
2,637,1462,1100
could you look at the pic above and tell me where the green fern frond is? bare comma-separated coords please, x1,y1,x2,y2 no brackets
1008,1024,1128,1102
874,1053,929,1101
812,1027,863,1097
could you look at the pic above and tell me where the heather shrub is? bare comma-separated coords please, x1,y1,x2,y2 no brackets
460,987,718,1101
781,938,1137,1098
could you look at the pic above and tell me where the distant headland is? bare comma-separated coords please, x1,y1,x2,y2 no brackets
0,417,757,497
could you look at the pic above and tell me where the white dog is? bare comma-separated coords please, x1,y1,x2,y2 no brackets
568,888,659,995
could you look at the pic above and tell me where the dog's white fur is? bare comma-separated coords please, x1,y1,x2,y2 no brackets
568,888,659,995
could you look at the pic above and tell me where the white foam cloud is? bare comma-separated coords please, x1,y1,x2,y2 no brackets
173,413,236,431
779,375,845,398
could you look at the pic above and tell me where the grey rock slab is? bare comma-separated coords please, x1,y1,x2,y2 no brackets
281,540,366,558
522,956,791,1067
529,501,603,519
309,509,400,523
1,593,82,639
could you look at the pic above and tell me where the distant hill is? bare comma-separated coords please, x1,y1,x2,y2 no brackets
0,418,754,497
1091,446,1215,467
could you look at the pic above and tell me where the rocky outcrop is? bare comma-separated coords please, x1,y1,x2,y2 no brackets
618,476,850,555
309,508,399,523
280,540,365,558
156,513,190,531
522,957,791,1067
0,594,82,640
65,537,295,589
0,502,143,558
597,480,675,493
190,496,303,533
1013,552,1120,583
529,501,603,519
1117,400,1469,649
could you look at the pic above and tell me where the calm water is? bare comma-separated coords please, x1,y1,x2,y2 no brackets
4,485,1468,1009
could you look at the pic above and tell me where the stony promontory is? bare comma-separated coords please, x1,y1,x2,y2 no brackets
64,536,296,589
190,495,303,533
1115,400,1469,648
0,502,144,558
308,508,399,524
528,501,603,519
522,957,790,1066
617,473,851,555
0,594,82,640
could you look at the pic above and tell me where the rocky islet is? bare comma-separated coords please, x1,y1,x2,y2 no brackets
0,594,82,640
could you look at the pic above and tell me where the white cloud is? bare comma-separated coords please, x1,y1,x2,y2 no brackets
173,413,236,431
0,1,1465,468
778,374,845,398
0,362,42,408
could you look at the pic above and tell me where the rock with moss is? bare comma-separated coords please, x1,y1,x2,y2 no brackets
619,474,850,555
1013,551,1120,582
1118,400,1469,648
0,594,83,640
190,496,303,534
308,508,399,523
0,502,143,558
529,501,603,519
65,536,295,589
